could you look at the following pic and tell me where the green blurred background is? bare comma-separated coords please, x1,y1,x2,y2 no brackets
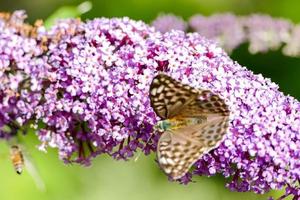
0,0,299,200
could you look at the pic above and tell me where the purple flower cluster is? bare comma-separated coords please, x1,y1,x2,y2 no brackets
144,30,300,200
283,24,300,57
1,11,300,199
152,13,300,56
151,14,187,34
0,11,46,139
189,14,245,53
0,11,162,164
242,15,292,54
34,17,160,164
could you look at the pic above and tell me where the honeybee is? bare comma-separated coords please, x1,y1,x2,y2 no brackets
8,144,46,191
10,145,24,175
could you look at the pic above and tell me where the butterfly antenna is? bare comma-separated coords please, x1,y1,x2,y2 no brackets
134,151,142,162
134,132,155,162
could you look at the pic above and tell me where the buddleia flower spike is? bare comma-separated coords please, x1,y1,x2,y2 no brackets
150,73,230,180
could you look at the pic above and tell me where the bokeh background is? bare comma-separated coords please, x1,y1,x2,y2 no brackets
0,0,299,200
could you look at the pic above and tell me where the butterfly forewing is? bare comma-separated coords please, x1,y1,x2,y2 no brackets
150,74,230,180
176,90,230,118
150,74,199,119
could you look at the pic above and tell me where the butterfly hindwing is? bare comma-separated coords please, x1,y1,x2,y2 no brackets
157,129,206,179
188,116,229,148
157,116,229,179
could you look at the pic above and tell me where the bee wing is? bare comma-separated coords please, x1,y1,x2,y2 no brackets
157,116,229,180
22,149,46,192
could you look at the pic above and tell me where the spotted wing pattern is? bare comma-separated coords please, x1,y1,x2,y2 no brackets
150,74,229,119
150,74,199,119
157,116,229,179
150,73,230,180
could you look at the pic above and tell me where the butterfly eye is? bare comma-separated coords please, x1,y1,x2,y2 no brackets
153,122,163,132
154,121,170,132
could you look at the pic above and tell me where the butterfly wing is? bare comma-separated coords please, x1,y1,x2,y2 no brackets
150,74,229,119
188,116,229,148
157,116,229,180
150,74,200,119
151,74,230,179
157,130,206,179
176,90,230,118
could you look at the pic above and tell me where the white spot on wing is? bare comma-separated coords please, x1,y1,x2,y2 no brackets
153,79,159,84
151,88,157,95
159,157,167,165
165,167,171,174
166,92,174,96
166,158,175,165
179,160,185,165
157,85,164,94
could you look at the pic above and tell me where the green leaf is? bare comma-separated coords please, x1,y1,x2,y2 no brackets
44,1,92,29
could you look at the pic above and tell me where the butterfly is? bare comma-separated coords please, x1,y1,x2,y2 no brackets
149,73,230,180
